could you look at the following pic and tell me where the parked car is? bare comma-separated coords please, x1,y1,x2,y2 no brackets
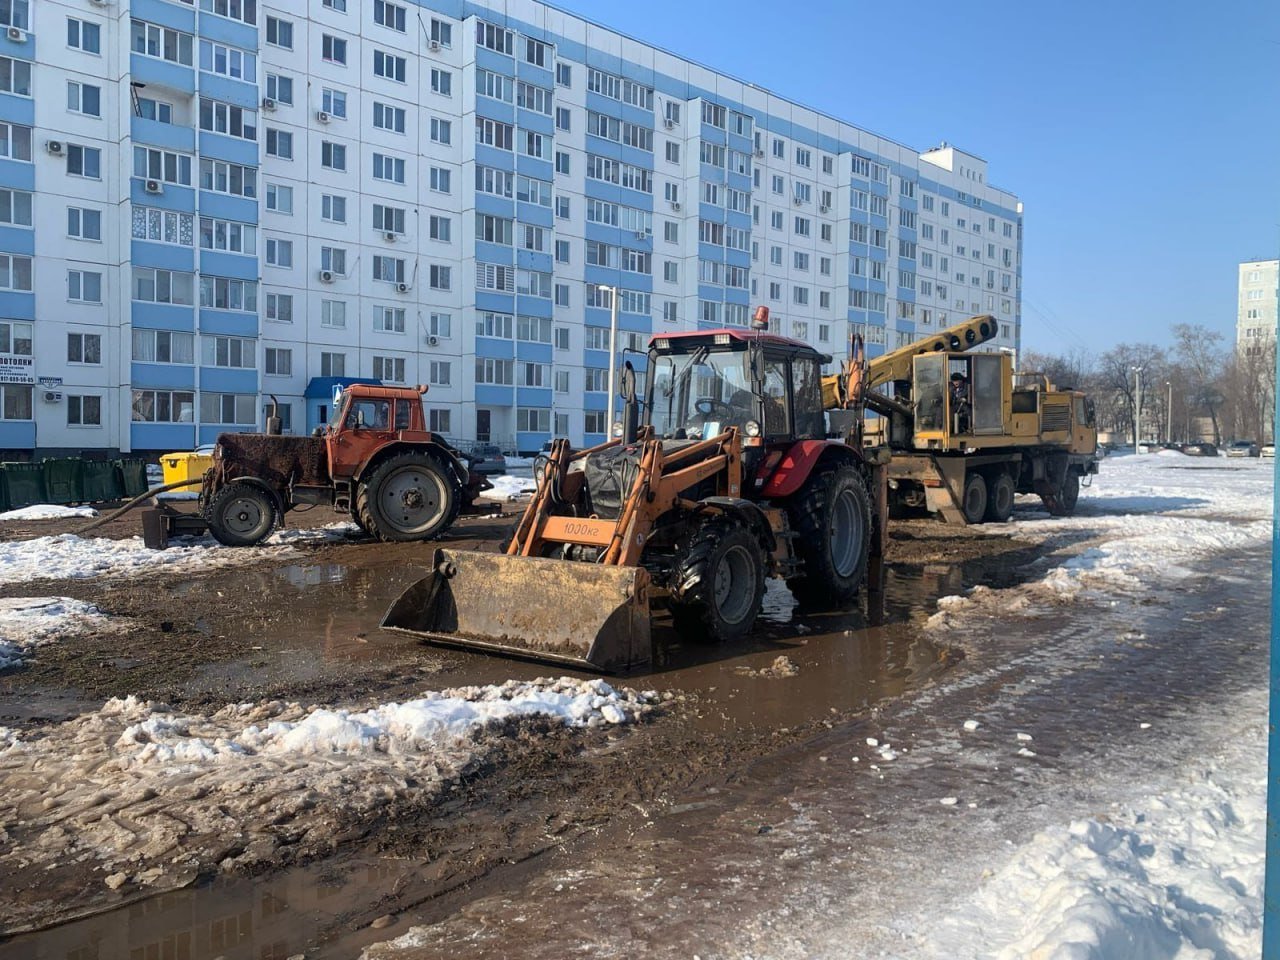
1226,440,1260,458
464,442,508,475
1262,444,1275,459
1180,442,1219,457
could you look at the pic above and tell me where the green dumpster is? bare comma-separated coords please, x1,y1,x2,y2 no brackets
2,462,46,510
42,459,84,505
81,460,123,503
117,459,150,498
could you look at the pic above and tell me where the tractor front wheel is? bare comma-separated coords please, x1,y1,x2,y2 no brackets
786,465,872,609
357,453,458,542
669,518,765,644
205,482,279,547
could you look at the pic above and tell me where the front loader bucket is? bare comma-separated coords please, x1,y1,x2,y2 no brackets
381,549,652,673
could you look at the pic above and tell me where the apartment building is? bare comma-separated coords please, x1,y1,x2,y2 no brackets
0,0,1023,455
1237,259,1278,358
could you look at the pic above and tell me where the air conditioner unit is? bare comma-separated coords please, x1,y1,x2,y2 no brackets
670,201,681,211
429,39,441,51
42,391,63,403
261,97,277,112
819,204,830,213
318,269,335,283
46,140,64,156
144,178,164,194
635,230,649,240
89,0,109,7
316,110,331,124
754,148,764,158
793,196,803,206
6,26,24,42
426,334,439,347
395,281,410,294
663,118,674,130
384,230,397,242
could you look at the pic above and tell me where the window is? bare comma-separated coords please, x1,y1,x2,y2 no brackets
67,207,102,241
0,56,27,98
373,152,405,183
556,196,570,219
320,246,347,276
428,313,452,339
0,188,30,228
556,62,572,86
475,357,514,384
321,88,347,117
202,335,255,369
554,283,569,307
266,128,293,159
199,99,256,140
138,96,178,125
373,50,406,82
199,276,257,312
320,141,347,171
375,204,407,235
430,117,451,145
476,311,513,339
130,388,193,423
476,21,514,55
200,39,255,80
517,315,552,343
201,0,256,26
430,167,451,193
428,408,451,433
66,394,101,427
131,20,193,66
200,393,256,425
67,18,100,53
476,214,513,245
321,299,346,327
265,182,292,213
475,117,513,150
131,330,194,364
323,0,345,10
201,159,256,198
320,194,347,225
264,73,292,104
320,352,345,377
556,107,571,132
372,356,405,383
0,122,30,164
517,409,550,433
429,265,451,290
0,320,30,358
372,255,404,283
0,254,29,293
66,332,101,365
321,33,346,64
265,16,291,48
373,102,405,133
374,305,405,332
199,216,256,254
374,0,406,31
131,267,193,304
430,68,452,96
265,292,292,322
264,347,292,376
265,237,292,267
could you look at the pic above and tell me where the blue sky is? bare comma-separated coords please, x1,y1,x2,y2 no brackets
553,0,1280,354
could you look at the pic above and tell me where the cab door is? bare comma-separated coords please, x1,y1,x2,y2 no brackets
329,397,396,480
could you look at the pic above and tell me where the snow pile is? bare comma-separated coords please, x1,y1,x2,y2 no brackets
0,597,114,669
0,503,98,521
479,474,537,501
924,689,1265,959
0,679,656,910
504,456,536,468
113,677,649,767
0,524,354,585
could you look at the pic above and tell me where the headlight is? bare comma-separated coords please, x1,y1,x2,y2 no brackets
612,421,624,438
745,420,761,438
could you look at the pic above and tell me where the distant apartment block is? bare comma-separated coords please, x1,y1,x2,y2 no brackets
1237,259,1278,358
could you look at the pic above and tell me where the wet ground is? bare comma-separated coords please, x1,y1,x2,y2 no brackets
0,502,1065,954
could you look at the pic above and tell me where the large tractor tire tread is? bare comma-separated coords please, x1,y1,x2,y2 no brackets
205,481,280,547
356,452,460,543
669,517,765,644
786,464,872,609
984,471,1016,523
961,472,989,525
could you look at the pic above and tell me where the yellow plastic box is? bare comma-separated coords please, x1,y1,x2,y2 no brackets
160,451,213,490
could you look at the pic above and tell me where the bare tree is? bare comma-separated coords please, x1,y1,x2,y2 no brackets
1171,324,1226,445
1097,343,1168,442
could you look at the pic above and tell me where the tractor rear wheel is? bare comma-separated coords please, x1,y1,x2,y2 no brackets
961,472,988,525
786,464,872,609
206,482,279,547
357,452,458,542
669,517,765,644
984,471,1016,523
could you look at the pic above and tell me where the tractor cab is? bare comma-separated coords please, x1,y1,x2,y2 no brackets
641,329,832,447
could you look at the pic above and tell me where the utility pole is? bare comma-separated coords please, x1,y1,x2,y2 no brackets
1131,365,1144,450
597,285,620,436
1166,380,1173,444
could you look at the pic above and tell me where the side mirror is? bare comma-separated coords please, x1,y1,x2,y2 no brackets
620,361,637,402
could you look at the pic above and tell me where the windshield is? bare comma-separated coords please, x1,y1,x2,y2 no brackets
650,350,755,439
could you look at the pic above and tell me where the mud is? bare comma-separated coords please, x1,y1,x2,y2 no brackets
0,506,1049,950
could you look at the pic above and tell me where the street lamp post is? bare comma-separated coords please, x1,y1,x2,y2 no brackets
1131,365,1144,451
597,285,620,436
1166,381,1173,445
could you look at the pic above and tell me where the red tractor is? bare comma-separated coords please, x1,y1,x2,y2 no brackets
383,310,886,671
202,384,492,546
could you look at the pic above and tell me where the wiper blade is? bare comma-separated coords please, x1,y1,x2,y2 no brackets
664,345,709,398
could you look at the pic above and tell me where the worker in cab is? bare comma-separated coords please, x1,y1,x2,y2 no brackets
950,371,971,435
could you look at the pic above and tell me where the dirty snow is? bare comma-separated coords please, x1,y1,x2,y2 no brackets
0,523,356,585
0,597,116,669
0,678,655,914
0,503,98,521
478,474,537,501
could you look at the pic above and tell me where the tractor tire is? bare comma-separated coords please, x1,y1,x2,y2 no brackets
786,465,872,609
961,472,988,525
1047,471,1080,517
348,507,371,537
205,482,279,547
356,452,459,543
983,471,1016,523
669,517,765,644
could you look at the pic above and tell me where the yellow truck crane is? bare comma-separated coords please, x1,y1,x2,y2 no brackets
837,315,1099,524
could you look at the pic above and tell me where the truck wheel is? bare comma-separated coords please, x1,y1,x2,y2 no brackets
984,472,1015,523
348,507,371,537
786,465,872,609
1049,472,1080,517
357,453,458,542
961,472,988,524
669,518,764,643
205,482,279,547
